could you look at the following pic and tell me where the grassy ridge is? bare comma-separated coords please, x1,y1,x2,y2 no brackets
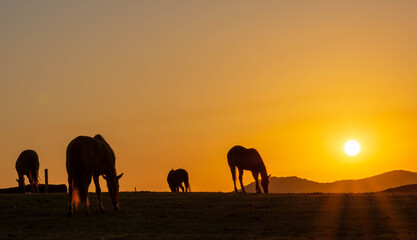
1,192,417,239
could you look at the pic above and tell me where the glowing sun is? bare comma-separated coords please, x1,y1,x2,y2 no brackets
344,140,361,156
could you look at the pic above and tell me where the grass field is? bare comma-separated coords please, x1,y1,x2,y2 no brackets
1,192,417,239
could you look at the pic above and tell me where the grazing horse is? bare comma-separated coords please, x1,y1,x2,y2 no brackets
66,134,123,217
227,145,271,193
167,169,191,192
15,150,40,193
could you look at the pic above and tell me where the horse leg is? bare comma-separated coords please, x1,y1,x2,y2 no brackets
238,168,246,193
32,170,39,193
28,174,36,193
83,177,92,216
94,174,104,211
179,183,185,192
230,166,238,193
79,176,91,216
183,180,188,192
81,185,90,216
252,171,261,193
18,174,25,193
66,176,73,218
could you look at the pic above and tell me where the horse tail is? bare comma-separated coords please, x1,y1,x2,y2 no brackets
71,179,81,209
33,169,40,193
31,168,39,186
70,171,88,209
229,165,236,181
185,175,191,192
27,170,40,192
227,153,236,182
71,176,89,209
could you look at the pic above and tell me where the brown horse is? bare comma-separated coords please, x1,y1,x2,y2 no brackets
66,134,123,217
167,169,191,192
15,150,40,193
227,145,270,193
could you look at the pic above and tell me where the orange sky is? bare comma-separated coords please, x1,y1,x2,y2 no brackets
1,1,417,192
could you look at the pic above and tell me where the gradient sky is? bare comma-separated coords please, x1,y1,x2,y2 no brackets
1,1,417,192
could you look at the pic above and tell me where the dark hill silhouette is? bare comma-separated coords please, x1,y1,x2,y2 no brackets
382,184,417,193
244,170,417,193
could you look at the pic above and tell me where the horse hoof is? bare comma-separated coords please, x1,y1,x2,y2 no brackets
113,206,120,211
66,212,73,218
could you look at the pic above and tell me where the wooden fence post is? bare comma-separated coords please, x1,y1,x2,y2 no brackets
44,169,48,193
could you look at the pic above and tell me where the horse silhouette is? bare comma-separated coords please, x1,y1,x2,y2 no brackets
227,145,271,193
167,169,190,192
66,134,123,217
15,150,39,193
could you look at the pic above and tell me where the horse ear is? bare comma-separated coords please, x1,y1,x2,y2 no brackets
117,173,124,179
102,175,107,180
268,174,271,178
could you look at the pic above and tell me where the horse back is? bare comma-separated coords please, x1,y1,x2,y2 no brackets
175,169,188,179
227,145,264,171
66,136,102,176
167,169,188,185
16,150,39,174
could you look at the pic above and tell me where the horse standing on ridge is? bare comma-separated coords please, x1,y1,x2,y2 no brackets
66,134,123,217
227,145,270,193
15,150,40,193
167,169,191,192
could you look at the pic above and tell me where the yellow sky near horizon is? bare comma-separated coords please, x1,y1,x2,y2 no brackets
1,1,417,191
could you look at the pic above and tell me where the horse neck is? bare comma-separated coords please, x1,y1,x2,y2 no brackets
259,165,268,180
106,168,117,177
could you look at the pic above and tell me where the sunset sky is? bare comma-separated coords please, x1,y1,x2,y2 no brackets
1,1,417,192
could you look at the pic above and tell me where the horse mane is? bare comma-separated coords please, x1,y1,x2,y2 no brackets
93,134,116,166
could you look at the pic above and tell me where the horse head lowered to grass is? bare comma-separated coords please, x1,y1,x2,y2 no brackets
227,145,270,194
66,134,123,217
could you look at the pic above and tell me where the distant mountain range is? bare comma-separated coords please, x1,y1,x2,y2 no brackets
382,184,417,193
244,170,417,193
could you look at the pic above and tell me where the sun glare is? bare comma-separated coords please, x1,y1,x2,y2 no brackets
344,140,361,156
